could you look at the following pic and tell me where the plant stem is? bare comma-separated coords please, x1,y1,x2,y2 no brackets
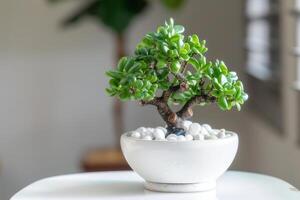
113,32,125,147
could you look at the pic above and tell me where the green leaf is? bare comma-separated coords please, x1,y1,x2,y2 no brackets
224,88,236,95
124,58,135,71
157,60,166,68
218,96,229,110
117,57,127,71
174,25,185,33
219,61,228,74
106,71,122,79
160,81,170,90
168,49,179,58
161,45,169,54
191,47,200,54
170,34,180,42
128,63,140,73
213,78,222,90
170,61,181,73
135,80,143,88
149,75,158,82
179,48,188,55
219,74,227,85
109,79,119,87
169,18,174,26
188,57,199,68
183,43,190,51
236,102,241,111
158,67,169,79
191,34,199,44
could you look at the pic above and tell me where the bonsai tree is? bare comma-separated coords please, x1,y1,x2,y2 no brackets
106,18,248,134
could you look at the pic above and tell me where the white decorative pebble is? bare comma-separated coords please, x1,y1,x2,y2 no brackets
217,129,226,138
205,135,218,140
194,134,205,140
136,127,147,134
202,124,212,131
153,129,165,140
129,124,231,141
177,135,186,141
185,134,193,141
200,128,209,136
188,123,202,136
130,131,141,139
145,128,154,135
156,126,167,134
208,129,218,135
166,134,177,141
140,131,149,137
142,135,153,140
218,132,226,138
180,120,193,131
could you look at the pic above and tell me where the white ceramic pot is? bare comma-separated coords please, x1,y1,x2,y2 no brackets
120,131,238,193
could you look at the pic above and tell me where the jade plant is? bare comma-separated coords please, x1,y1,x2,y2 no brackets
106,18,248,134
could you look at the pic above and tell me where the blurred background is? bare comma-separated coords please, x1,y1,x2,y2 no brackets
0,0,300,199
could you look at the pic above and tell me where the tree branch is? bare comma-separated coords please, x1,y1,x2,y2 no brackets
140,97,178,127
180,60,188,73
171,72,186,82
177,94,216,119
162,84,180,102
140,98,161,107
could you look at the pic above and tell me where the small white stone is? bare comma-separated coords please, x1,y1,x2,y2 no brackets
130,131,141,139
217,129,226,138
153,129,165,140
166,134,177,141
188,123,202,136
202,124,212,131
156,126,167,134
177,135,186,141
194,134,205,140
146,128,155,133
179,120,193,131
142,135,153,140
140,131,150,137
218,132,226,138
205,134,218,140
199,128,209,136
208,129,219,135
185,134,193,141
136,127,147,134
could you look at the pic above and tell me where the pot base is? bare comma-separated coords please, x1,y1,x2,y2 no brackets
144,180,216,193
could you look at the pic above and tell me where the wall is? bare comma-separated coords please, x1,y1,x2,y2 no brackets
244,0,300,189
2,0,299,199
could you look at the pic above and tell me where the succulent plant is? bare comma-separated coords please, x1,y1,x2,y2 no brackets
106,18,248,128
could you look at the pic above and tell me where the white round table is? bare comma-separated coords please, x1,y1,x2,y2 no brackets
11,171,300,200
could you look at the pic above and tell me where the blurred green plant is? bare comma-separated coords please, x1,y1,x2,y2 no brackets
48,0,184,33
48,0,186,141
106,19,248,127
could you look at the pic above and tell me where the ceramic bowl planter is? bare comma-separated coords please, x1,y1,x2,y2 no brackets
121,131,238,192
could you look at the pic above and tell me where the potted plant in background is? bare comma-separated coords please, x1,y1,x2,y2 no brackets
106,18,248,192
48,0,185,171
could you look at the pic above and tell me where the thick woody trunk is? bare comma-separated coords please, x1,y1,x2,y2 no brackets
113,33,125,147
141,98,181,128
156,102,178,127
